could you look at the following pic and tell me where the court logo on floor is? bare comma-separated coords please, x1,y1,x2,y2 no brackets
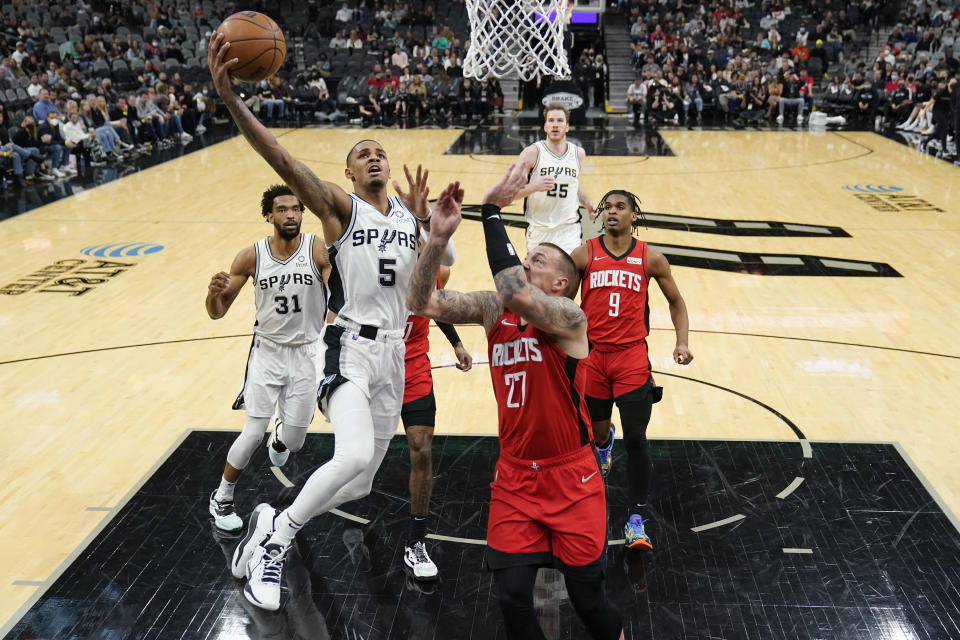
80,242,165,257
0,242,165,297
842,185,943,212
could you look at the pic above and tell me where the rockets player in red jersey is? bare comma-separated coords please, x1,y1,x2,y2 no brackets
570,190,692,551
407,165,623,640
401,267,472,581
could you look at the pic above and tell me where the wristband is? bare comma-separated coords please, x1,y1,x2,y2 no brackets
437,321,461,348
481,203,522,275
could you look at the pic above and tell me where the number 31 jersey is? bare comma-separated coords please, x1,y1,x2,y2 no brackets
580,236,650,352
253,233,328,345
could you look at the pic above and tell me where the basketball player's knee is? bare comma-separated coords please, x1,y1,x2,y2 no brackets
226,416,270,468
618,400,653,451
281,425,308,453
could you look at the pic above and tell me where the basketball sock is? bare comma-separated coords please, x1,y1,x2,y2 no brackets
630,503,646,519
270,510,304,548
409,515,427,542
215,478,236,502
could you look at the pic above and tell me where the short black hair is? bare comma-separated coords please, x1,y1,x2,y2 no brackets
540,242,580,299
260,184,299,218
346,138,379,165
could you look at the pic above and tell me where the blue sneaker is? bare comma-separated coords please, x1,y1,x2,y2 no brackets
624,514,653,550
596,425,615,477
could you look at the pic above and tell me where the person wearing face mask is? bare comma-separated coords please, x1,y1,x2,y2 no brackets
36,111,75,176
194,84,216,134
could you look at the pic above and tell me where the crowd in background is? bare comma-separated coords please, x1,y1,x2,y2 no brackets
2,0,958,190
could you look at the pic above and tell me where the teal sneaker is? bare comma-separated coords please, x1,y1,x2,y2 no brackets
597,425,615,477
624,514,653,550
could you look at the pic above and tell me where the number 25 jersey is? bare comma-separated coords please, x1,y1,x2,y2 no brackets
253,233,328,345
580,236,650,351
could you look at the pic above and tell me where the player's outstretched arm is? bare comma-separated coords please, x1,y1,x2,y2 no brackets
208,32,352,243
648,248,693,365
407,182,502,333
481,163,588,357
205,246,255,319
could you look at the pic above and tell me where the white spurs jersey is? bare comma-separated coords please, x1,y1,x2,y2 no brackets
253,233,328,345
524,140,582,229
327,193,419,331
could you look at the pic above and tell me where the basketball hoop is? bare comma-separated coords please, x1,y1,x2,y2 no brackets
463,0,571,81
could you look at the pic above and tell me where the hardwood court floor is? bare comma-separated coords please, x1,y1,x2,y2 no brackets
1,126,958,631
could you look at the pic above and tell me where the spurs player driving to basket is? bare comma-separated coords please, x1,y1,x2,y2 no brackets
570,190,692,551
407,165,623,640
510,103,595,254
209,32,454,611
206,185,330,533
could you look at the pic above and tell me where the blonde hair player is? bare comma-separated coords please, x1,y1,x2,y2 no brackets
509,103,595,254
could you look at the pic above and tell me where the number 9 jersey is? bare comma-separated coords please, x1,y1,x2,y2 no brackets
579,236,650,351
253,233,329,345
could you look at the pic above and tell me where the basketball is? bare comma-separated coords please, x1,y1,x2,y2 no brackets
217,11,286,83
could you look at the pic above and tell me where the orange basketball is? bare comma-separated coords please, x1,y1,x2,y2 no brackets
218,11,286,83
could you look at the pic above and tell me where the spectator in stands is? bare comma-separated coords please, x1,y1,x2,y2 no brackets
258,79,285,121
358,86,382,126
458,77,478,122
26,75,43,99
330,32,348,49
313,86,343,123
810,39,828,73
336,3,353,24
367,64,387,91
32,88,58,124
778,70,806,124
61,109,109,168
683,74,705,122
627,76,647,126
766,73,782,120
347,30,364,50
446,53,463,79
80,96,127,157
0,108,54,187
14,114,67,179
391,45,409,71
592,54,608,110
407,75,429,124
490,78,505,114
36,110,73,176
574,52,592,104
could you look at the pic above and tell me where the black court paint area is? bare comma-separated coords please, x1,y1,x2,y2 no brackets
6,434,960,640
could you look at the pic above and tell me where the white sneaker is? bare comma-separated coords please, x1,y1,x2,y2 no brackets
181,133,193,145
796,114,804,124
52,168,66,178
209,491,243,532
921,124,935,135
195,124,207,134
403,540,439,580
776,114,784,124
244,541,288,610
267,415,289,467
231,503,277,578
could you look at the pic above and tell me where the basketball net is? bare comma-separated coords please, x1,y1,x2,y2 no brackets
463,0,571,81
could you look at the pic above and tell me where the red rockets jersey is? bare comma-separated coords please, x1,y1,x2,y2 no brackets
487,310,591,460
580,236,650,351
403,272,442,361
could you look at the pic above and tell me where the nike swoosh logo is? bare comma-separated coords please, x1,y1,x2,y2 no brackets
501,320,518,326
593,256,606,261
581,471,598,483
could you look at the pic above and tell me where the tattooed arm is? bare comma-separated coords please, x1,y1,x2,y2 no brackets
493,266,588,358
208,32,352,244
482,162,589,358
406,182,504,333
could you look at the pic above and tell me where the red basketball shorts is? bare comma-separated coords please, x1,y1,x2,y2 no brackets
487,444,607,570
582,340,651,400
402,354,433,405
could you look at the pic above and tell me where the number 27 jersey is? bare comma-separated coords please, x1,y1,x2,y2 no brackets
580,236,650,351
